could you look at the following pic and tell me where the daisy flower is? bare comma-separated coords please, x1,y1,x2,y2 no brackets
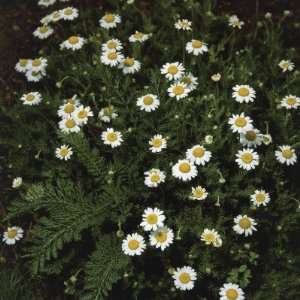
250,190,270,207
228,15,245,29
168,82,190,100
20,92,42,106
129,31,151,43
101,128,123,148
136,94,160,112
190,185,208,201
140,207,165,231
38,0,56,7
144,169,166,188
27,57,48,73
60,36,86,51
25,70,45,82
201,228,222,247
101,38,123,52
101,50,124,67
119,57,141,74
59,117,81,134
50,10,63,23
186,39,208,56
2,226,24,245
99,13,121,29
161,62,185,81
174,19,192,31
239,129,263,148
233,215,257,237
122,233,146,256
149,134,167,153
235,148,259,171
61,7,79,21
33,25,54,39
172,266,197,291
172,159,197,182
232,84,256,103
12,177,22,188
55,145,73,160
72,105,93,125
58,97,79,118
280,95,300,109
186,144,212,166
179,73,198,91
98,105,118,123
278,59,294,72
228,113,253,134
149,226,174,251
275,145,297,166
219,283,245,300
15,58,31,73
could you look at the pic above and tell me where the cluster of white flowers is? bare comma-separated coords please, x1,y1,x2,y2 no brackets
15,57,48,82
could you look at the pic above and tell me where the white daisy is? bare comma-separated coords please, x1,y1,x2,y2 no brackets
50,10,63,23
33,25,54,39
168,82,190,100
27,57,48,73
278,59,294,72
201,228,222,247
98,105,118,123
38,0,56,7
2,226,24,245
174,19,192,31
172,159,197,182
250,190,270,207
136,94,160,112
20,92,42,106
233,215,257,237
140,207,165,231
40,14,53,25
55,145,73,160
129,31,151,43
275,145,297,166
172,266,197,291
61,7,79,21
99,13,121,29
149,134,167,153
186,144,212,166
60,36,86,51
228,15,245,29
101,50,124,67
119,57,141,74
25,70,45,82
101,128,123,148
149,226,174,251
239,128,263,148
190,185,208,201
235,148,259,171
186,39,208,56
161,62,185,81
12,177,22,188
59,117,81,134
232,84,256,103
228,113,253,134
219,283,245,300
72,105,93,125
144,168,166,188
15,58,31,73
101,38,123,52
122,233,146,256
58,99,79,118
280,95,300,109
179,72,198,91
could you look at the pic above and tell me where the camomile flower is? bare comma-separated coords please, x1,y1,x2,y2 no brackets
101,38,123,52
12,177,23,189
129,31,151,43
239,129,263,148
33,25,54,39
232,84,256,103
119,57,141,74
168,82,190,100
186,39,208,56
172,159,197,182
228,15,245,29
61,7,79,21
161,62,185,81
59,117,81,134
186,144,212,166
38,0,56,7
72,105,94,125
27,57,48,73
201,228,222,247
2,226,24,245
136,94,160,112
144,168,166,188
15,58,31,73
172,266,197,291
250,190,270,207
20,92,42,106
58,98,79,118
280,95,300,109
219,283,245,300
149,134,167,153
98,105,118,123
149,226,174,251
101,50,124,67
25,70,45,82
278,59,294,72
99,13,121,29
60,36,86,51
233,215,257,237
122,233,146,256
50,10,63,23
179,73,198,91
235,148,259,171
275,145,297,166
190,185,208,201
228,113,253,134
174,19,192,31
101,128,123,148
140,207,166,231
55,145,73,160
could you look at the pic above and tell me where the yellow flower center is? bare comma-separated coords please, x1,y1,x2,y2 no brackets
39,26,49,33
256,193,265,203
124,57,135,67
151,138,162,148
59,148,69,157
238,87,250,97
168,65,179,75
19,59,28,66
282,149,293,159
104,14,115,23
173,85,185,96
234,117,247,127
241,153,253,164
64,8,73,15
65,119,76,128
64,103,75,114
104,106,113,115
192,39,203,48
143,96,154,105
146,214,158,224
68,36,79,45
107,41,117,49
193,188,204,198
204,233,216,242
78,110,87,119
286,97,296,106
32,59,41,67
192,147,205,158
245,130,257,141
150,174,160,183
226,288,239,300
155,231,167,243
179,272,191,284
134,31,144,40
107,132,117,142
107,52,118,60
181,76,192,85
239,217,251,229
179,162,191,173
128,239,139,250
7,229,17,239
281,62,289,69
26,94,35,101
